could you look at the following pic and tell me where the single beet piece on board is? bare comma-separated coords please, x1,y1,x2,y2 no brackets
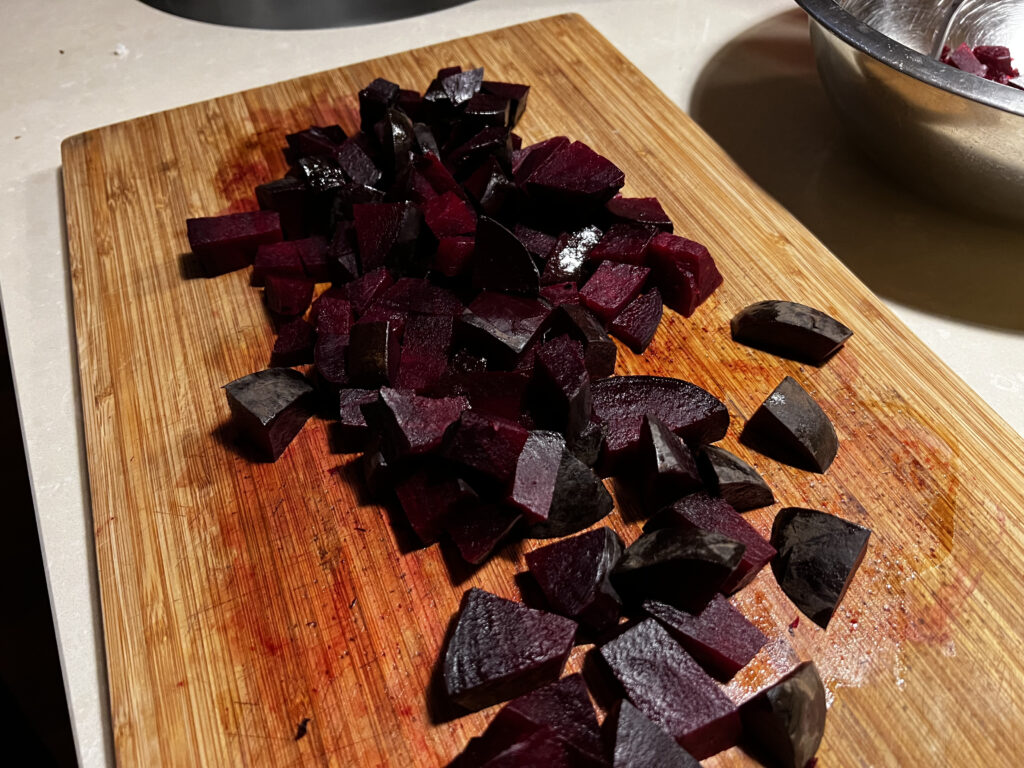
605,196,673,232
525,449,614,539
731,300,853,365
740,661,827,768
364,387,467,459
579,261,650,323
599,618,741,759
770,507,871,629
638,414,703,507
606,699,700,768
445,502,523,565
508,431,565,525
525,527,624,633
223,368,314,461
264,275,314,318
187,210,282,276
524,140,625,210
740,376,839,473
697,444,775,512
648,233,722,317
443,411,530,484
443,588,577,711
269,317,314,368
609,289,663,354
552,304,617,380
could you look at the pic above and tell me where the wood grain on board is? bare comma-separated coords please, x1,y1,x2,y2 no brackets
62,14,1024,767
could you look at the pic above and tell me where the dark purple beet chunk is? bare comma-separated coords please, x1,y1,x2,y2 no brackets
472,217,540,296
329,182,385,222
553,305,617,380
463,92,512,128
252,241,303,286
459,292,551,364
740,376,838,473
347,320,400,386
296,156,347,194
314,333,349,388
645,493,775,593
591,376,729,474
352,201,421,273
326,221,359,283
770,507,871,629
463,158,517,219
639,414,703,506
442,588,577,711
436,370,531,423
607,699,700,768
223,368,314,461
394,346,447,392
588,224,655,267
313,293,353,338
599,619,740,759
611,527,745,612
256,178,308,240
697,445,775,512
509,431,565,524
417,153,461,195
285,126,343,159
948,42,988,77
568,420,607,468
336,387,378,446
375,108,415,177
525,140,625,209
513,136,570,186
514,224,557,260
270,317,314,367
525,527,623,633
477,727,571,767
447,126,512,180
294,236,329,282
398,89,424,122
730,300,853,365
435,236,475,277
644,596,767,681
365,387,467,459
423,189,477,238
605,197,673,232
334,138,382,188
187,211,282,276
526,450,614,539
395,470,477,545
482,81,530,127
534,334,591,439
540,226,603,286
358,77,399,132
358,306,407,340
539,282,580,307
264,275,314,318
609,289,663,354
404,314,454,352
377,277,463,316
648,233,722,317
443,412,529,484
341,267,393,317
446,502,522,564
441,66,483,106
740,661,826,768
580,261,650,323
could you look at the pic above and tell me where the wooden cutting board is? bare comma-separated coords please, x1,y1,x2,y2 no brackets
62,14,1024,767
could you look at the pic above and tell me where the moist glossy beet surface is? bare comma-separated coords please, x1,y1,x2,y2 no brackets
609,289,663,353
443,588,577,711
525,140,625,209
579,261,650,322
648,233,721,317
607,699,700,768
740,661,826,768
541,226,603,285
187,210,283,276
509,431,565,524
589,223,655,267
224,368,314,461
639,414,703,507
770,507,871,629
697,445,775,512
740,377,838,474
731,300,853,365
423,189,477,238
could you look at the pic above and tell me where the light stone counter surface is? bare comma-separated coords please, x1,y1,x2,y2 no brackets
1,1,1020,765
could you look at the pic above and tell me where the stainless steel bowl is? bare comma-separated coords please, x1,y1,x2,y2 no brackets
795,0,1024,222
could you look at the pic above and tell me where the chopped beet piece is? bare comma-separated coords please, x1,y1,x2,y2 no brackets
740,377,839,473
446,502,523,564
770,507,871,628
443,411,529,484
599,619,740,759
394,346,447,391
472,217,540,295
314,333,349,388
731,300,853,365
256,177,308,240
740,661,826,768
347,320,400,386
376,108,415,177
553,305,617,380
252,241,303,286
639,414,703,506
589,224,655,266
513,136,570,185
435,235,476,277
482,81,530,127
509,431,565,524
644,492,776,594
463,158,516,219
358,77,400,132
947,42,988,77
441,66,484,106
580,261,650,322
612,527,745,612
423,189,477,238
460,292,551,364
697,445,774,512
364,387,467,459
336,387,378,447
223,368,314,461
591,376,729,474
539,282,580,307
477,727,571,767
645,596,767,681
186,211,282,276
416,153,461,195
313,293,353,338
607,699,700,768
264,275,314,318
358,306,407,339
525,140,625,209
605,197,672,232
648,233,722,317
296,156,347,194
294,236,329,282
447,126,513,180
404,314,454,352
568,420,606,468
438,370,531,423
610,289,663,353
525,527,624,632
514,224,557,260
334,139,382,187
270,317,314,367
326,222,358,284
442,588,577,711
341,267,393,317
329,182,385,222
395,470,477,545
541,226,603,285
377,277,463,316
285,126,342,158
463,92,512,128
974,45,1019,82
526,450,614,539
352,201,421,273
534,334,591,439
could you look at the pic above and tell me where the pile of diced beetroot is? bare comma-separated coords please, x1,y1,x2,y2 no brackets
193,67,872,767
940,43,1021,86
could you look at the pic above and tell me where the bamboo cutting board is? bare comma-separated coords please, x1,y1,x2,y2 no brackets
63,14,1024,767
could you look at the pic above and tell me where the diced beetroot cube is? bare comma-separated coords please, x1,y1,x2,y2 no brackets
334,138,382,187
648,233,723,317
476,728,571,767
446,126,513,179
285,125,344,158
443,588,577,711
347,320,401,386
948,42,988,77
644,596,767,681
358,77,399,132
974,45,1019,82
314,333,349,388
375,108,415,178
326,221,360,283
599,618,740,759
358,305,408,339
423,189,477,238
223,368,314,461
416,153,461,196
525,140,625,209
552,305,617,380
606,699,701,768
187,210,282,276
514,224,558,260
482,81,530,127
439,370,532,423
252,241,304,286
264,275,314,317
589,223,656,266
313,292,353,338
540,226,603,285
395,469,477,545
441,66,484,105
513,136,570,185
472,217,540,295
394,346,447,391
508,431,565,525
740,661,826,768
580,261,650,323
696,444,775,512
445,502,523,564
255,178,308,240
269,317,314,367
610,289,663,353
462,92,511,128
644,492,776,594
330,182,385,221
363,387,467,459
525,527,624,632
341,267,393,316
639,414,703,506
377,277,464,316
463,158,516,218
526,450,614,539
534,334,591,438
293,235,329,282
444,411,530,484
459,292,552,364
539,282,580,307
352,201,421,273
336,387,379,446
435,235,475,277
605,196,673,232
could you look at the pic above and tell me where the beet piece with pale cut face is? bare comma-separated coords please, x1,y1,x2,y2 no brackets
644,492,775,594
395,470,477,545
552,304,617,381
580,261,650,323
534,334,591,439
443,588,577,711
526,449,614,539
606,699,700,768
270,317,314,368
334,139,382,188
605,196,673,232
591,376,729,475
740,376,839,473
525,527,624,633
509,431,565,525
610,289,663,354
256,178,309,240
459,292,551,365
771,507,870,629
540,226,603,285
731,300,853,365
482,81,530,127
612,527,745,612
335,387,379,447
446,502,523,565
435,235,476,277
187,210,282,276
223,368,314,461
341,267,393,317
443,411,530,484
697,445,774,512
252,241,303,286
472,217,539,295
539,282,580,307
365,387,467,459
599,618,740,759
347,320,401,386
644,597,767,681
352,201,422,273
638,414,703,506
423,189,477,239
588,223,655,267
264,275,314,318
740,661,827,768
648,233,722,317
525,140,625,209
358,77,400,132
314,333,349,389
513,136,570,186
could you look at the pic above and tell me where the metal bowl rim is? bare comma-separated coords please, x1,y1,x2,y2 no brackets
795,0,1024,118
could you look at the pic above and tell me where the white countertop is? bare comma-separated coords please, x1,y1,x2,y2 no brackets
2,1,1021,765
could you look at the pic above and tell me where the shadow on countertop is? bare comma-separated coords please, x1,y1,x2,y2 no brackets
689,9,1024,333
